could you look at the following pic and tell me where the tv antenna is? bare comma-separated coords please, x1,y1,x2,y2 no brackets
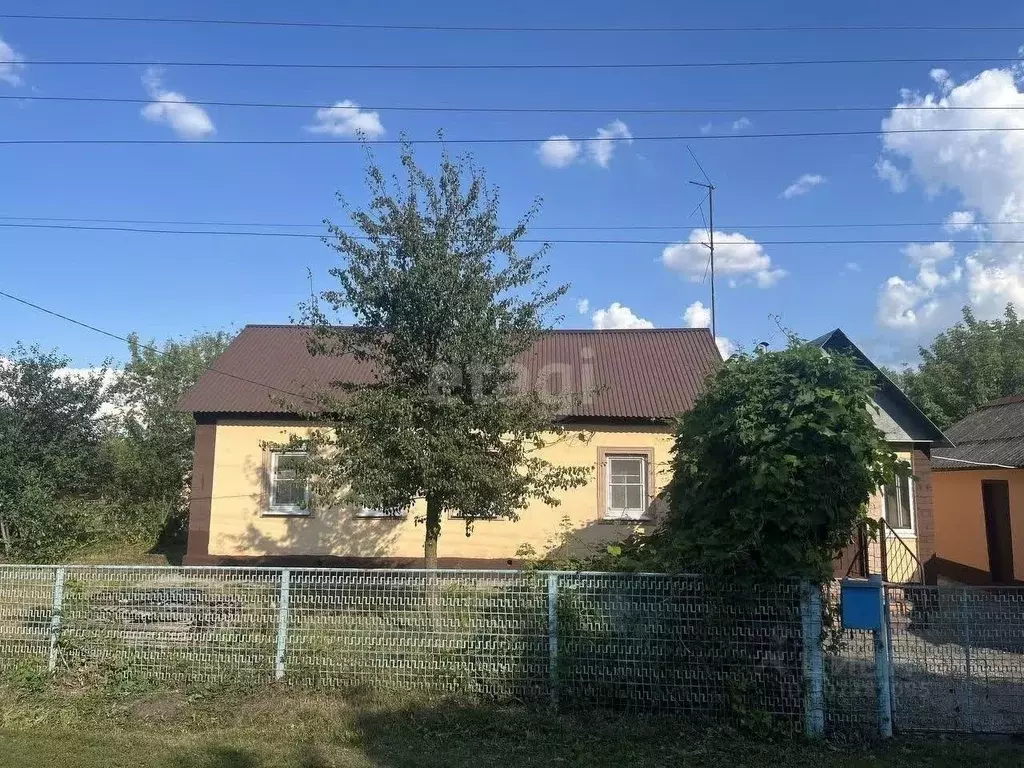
687,146,716,339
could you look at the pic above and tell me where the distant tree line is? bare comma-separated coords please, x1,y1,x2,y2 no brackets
0,331,231,562
890,304,1024,429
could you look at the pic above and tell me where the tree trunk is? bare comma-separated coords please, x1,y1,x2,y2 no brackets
424,495,442,569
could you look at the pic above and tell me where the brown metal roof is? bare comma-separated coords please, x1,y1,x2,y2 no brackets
177,324,722,420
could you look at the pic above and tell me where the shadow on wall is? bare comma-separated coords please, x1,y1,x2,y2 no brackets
214,453,406,562
519,499,666,568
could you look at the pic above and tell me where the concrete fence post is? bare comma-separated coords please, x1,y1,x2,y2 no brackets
874,577,894,738
48,566,66,673
800,581,825,737
547,573,559,709
274,569,291,681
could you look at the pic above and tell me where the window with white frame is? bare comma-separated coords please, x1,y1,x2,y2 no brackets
604,454,649,520
883,474,914,531
355,505,408,519
268,451,310,514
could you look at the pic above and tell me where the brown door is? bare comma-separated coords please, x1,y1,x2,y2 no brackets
982,480,1015,584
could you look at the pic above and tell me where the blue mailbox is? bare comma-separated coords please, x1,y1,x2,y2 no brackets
840,575,884,631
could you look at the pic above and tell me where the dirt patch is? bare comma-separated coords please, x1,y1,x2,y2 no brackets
126,692,187,723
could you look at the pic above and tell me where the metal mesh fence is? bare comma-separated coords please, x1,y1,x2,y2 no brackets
821,582,879,738
1,566,1023,736
887,585,1024,735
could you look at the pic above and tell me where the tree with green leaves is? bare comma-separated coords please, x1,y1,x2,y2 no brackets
299,146,589,567
652,340,906,583
105,331,233,543
893,304,1024,428
0,346,109,560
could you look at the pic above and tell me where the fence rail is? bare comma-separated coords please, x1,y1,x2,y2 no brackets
1,565,1022,737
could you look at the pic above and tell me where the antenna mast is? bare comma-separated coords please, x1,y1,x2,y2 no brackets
687,147,716,339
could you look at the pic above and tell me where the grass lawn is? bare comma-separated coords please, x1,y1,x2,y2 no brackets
0,686,1021,768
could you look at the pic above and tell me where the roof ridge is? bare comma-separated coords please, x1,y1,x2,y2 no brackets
242,324,713,335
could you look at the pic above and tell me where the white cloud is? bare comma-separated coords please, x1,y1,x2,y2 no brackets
682,300,712,329
662,230,786,288
682,300,733,358
875,158,908,192
732,117,752,132
877,243,962,328
929,68,955,94
538,135,582,168
590,302,654,330
585,119,633,168
874,62,1024,332
944,210,977,232
307,99,385,139
781,173,826,199
537,120,633,169
576,298,590,315
700,122,713,134
0,35,25,86
140,69,215,140
714,337,736,359
843,261,862,274
903,241,955,265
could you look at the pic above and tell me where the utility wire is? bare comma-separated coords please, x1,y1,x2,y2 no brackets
3,215,1021,231
18,55,1021,71
0,289,313,403
4,13,1024,33
0,220,1019,246
8,94,1024,114
5,126,1024,147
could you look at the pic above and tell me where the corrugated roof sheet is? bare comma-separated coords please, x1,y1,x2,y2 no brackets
932,398,1024,470
177,325,722,420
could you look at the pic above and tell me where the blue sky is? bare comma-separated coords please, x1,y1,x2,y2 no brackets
3,1,1024,368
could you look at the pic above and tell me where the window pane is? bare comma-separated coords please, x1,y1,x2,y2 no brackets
610,485,627,510
274,480,305,507
899,478,912,523
609,457,642,483
625,485,643,511
272,452,308,509
884,476,912,529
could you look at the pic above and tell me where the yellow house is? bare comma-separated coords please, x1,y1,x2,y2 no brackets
179,325,948,571
178,325,722,567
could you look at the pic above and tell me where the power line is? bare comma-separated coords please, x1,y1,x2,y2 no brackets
0,220,1020,246
3,215,1021,232
0,289,313,403
19,55,1021,71
5,93,1024,114
4,126,1024,147
4,13,1023,33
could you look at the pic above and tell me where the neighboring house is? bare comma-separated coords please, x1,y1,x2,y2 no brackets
178,325,721,566
931,396,1024,585
178,325,948,571
812,330,950,583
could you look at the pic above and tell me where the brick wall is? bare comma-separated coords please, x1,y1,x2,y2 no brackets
913,446,936,578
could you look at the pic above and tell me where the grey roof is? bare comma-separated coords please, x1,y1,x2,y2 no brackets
811,328,950,447
932,395,1024,470
178,324,723,420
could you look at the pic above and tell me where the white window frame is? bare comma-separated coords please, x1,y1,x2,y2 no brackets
882,474,916,535
604,453,650,521
267,450,310,516
355,506,408,519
